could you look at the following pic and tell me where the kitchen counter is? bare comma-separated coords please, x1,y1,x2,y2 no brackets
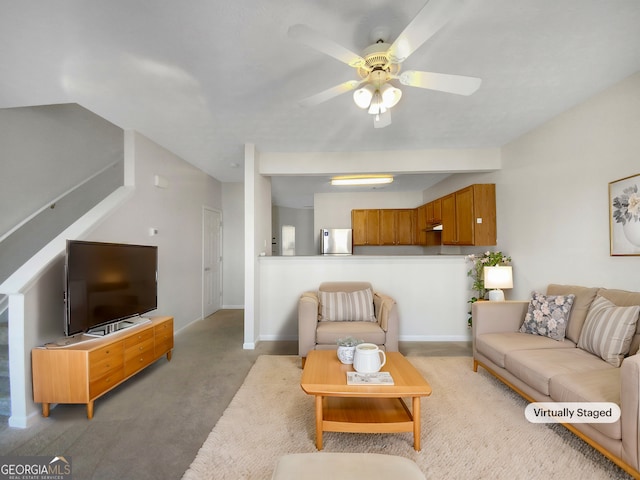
258,254,470,343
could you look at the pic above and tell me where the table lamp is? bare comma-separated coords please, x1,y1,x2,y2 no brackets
483,266,513,301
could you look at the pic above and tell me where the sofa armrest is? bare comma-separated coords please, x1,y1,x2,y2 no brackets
621,353,640,471
374,292,399,352
298,292,319,357
472,301,529,337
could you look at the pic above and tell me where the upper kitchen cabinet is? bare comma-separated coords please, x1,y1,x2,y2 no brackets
426,199,442,224
416,199,443,246
352,209,380,246
380,209,416,245
441,184,496,246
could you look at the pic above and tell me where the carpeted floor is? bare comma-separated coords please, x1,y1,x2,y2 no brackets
183,355,632,480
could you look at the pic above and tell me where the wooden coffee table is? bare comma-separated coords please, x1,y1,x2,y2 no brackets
300,350,432,451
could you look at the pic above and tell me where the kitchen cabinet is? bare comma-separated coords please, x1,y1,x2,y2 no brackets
441,184,496,246
380,209,415,245
351,209,380,246
426,199,442,224
416,200,443,246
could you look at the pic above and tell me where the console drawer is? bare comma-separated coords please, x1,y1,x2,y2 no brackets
89,343,124,380
89,369,125,398
124,337,155,376
155,319,174,356
124,327,154,348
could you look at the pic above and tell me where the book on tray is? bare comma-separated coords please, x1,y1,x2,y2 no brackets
346,371,394,385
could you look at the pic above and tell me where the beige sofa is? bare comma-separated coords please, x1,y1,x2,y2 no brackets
298,281,399,362
472,284,640,478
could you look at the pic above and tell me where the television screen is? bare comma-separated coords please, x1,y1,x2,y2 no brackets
65,240,158,336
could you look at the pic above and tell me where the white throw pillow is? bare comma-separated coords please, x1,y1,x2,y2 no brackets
577,295,639,367
319,288,376,322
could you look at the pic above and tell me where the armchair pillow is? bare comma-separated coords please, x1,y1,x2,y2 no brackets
319,288,376,322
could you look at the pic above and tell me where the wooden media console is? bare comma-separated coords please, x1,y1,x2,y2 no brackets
32,316,173,419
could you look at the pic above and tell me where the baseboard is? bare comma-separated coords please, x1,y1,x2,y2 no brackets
9,409,42,429
259,334,298,342
399,334,472,342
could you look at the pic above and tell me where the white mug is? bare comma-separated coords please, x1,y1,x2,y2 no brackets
353,343,386,373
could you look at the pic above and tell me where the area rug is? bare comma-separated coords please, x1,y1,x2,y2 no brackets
182,355,632,480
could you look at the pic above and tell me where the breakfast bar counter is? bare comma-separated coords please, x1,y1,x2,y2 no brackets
258,254,470,343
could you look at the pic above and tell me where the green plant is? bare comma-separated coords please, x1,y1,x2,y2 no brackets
465,251,512,327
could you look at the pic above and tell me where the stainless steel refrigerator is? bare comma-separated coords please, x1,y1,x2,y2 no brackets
320,228,353,255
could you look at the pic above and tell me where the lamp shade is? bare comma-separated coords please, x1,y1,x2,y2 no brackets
380,83,402,108
353,85,375,109
483,266,513,289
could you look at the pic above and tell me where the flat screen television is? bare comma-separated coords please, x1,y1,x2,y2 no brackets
64,240,158,336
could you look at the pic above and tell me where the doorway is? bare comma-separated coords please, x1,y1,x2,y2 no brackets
203,207,222,318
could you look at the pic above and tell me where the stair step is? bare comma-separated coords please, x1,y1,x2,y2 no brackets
0,321,7,346
0,376,9,417
0,345,7,376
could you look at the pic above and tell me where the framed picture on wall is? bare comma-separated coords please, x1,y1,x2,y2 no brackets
609,173,640,256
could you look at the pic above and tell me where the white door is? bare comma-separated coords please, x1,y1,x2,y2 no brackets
203,207,222,318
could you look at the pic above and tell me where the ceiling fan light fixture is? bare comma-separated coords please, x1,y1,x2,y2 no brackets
353,84,375,109
380,82,402,108
331,175,394,186
367,90,387,115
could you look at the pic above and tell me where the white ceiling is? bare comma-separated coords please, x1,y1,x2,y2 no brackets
2,1,640,207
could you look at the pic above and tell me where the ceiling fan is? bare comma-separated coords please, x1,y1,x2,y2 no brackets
288,0,481,128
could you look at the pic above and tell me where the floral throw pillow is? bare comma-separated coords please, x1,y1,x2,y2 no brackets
519,292,576,341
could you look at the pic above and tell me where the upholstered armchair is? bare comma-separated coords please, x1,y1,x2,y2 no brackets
298,281,399,363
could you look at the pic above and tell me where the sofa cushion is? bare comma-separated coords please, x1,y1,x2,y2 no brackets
598,287,640,356
316,321,386,346
519,292,575,341
319,288,375,322
476,332,576,368
504,348,614,396
577,295,639,367
546,284,599,344
549,369,621,440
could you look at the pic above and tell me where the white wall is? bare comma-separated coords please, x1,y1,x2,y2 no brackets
89,132,222,330
499,71,640,296
244,144,272,349
272,206,315,255
222,182,244,308
0,104,124,236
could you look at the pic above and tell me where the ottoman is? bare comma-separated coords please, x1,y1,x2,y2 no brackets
271,452,425,480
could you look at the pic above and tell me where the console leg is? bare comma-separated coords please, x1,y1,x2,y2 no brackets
87,401,94,419
166,350,173,361
42,403,50,417
473,359,478,372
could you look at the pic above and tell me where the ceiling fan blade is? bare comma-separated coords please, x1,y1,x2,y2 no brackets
388,0,466,63
288,24,366,68
298,79,364,107
398,70,481,96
